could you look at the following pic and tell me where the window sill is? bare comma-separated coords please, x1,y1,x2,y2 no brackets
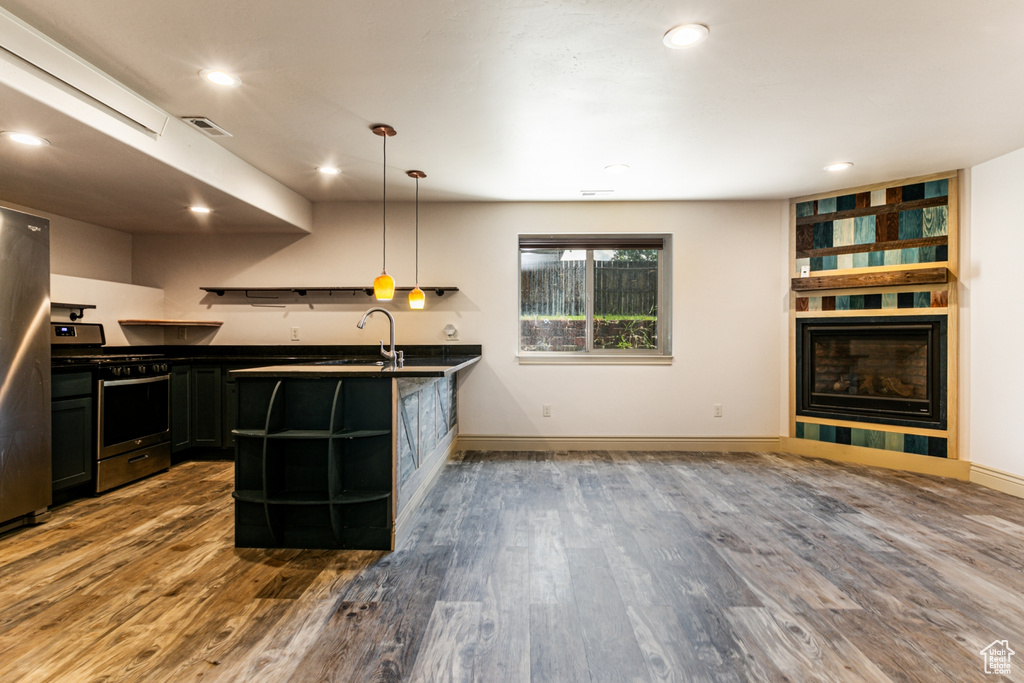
516,354,673,366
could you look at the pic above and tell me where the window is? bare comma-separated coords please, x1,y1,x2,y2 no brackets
518,234,671,361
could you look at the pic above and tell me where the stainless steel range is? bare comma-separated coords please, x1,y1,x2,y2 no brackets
51,323,171,492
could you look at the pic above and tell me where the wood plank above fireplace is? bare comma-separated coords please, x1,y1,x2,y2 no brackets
791,266,948,292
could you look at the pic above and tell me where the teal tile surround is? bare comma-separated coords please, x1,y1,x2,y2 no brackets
795,421,947,458
795,290,945,312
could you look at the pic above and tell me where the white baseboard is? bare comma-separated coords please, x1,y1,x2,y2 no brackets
455,434,780,453
970,462,1024,500
452,435,1024,501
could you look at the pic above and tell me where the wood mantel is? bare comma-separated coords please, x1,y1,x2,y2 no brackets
791,266,948,292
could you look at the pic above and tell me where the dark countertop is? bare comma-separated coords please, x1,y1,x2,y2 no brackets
52,344,481,371
230,355,480,378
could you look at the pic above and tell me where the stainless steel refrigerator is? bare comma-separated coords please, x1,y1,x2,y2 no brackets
0,205,51,530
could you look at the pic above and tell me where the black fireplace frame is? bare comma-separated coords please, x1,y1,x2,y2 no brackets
795,315,946,429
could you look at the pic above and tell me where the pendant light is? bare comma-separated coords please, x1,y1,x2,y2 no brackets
406,169,427,310
371,124,397,300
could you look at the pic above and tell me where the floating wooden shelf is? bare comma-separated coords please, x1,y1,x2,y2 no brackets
791,266,949,292
118,319,224,327
200,286,458,297
52,302,96,321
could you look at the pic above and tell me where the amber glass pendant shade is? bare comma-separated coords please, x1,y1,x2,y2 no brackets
373,271,395,301
406,169,427,310
408,286,425,309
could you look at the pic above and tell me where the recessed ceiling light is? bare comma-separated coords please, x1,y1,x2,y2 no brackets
604,164,631,174
190,206,212,214
318,166,341,176
200,69,241,87
663,24,710,49
2,131,50,146
824,162,854,172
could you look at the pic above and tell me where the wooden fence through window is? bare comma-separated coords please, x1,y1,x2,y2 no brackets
520,260,657,317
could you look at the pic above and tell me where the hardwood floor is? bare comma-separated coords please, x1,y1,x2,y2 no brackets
2,450,1023,681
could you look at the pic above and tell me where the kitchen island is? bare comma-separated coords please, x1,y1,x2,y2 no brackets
229,354,479,550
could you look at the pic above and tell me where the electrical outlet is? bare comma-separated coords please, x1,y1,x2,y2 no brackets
713,404,723,418
177,327,187,341
542,404,552,418
290,327,300,341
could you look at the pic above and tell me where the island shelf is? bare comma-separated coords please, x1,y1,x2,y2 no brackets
232,376,394,549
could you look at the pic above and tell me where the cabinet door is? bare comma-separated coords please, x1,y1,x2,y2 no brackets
222,368,238,449
170,365,191,452
52,397,93,491
191,366,223,447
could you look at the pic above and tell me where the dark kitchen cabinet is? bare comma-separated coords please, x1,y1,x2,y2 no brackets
170,364,191,452
51,372,94,491
190,365,223,448
170,364,226,451
221,364,250,449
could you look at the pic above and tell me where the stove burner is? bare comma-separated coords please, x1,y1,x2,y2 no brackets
51,351,169,377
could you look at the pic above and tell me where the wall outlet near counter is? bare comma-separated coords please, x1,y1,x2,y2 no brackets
542,404,552,418
290,327,300,341
177,327,187,341
713,403,723,418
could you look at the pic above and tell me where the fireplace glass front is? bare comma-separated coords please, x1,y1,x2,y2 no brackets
796,316,946,428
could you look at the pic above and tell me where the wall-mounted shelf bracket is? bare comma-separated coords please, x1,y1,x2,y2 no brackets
52,302,97,321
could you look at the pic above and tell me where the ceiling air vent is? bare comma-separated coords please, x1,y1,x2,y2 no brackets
181,116,232,137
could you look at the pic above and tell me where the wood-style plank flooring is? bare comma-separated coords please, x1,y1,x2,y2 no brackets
2,450,1024,681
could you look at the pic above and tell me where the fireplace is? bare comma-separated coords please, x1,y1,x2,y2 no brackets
796,316,946,429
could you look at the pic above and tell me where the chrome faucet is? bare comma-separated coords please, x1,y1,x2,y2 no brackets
357,307,403,367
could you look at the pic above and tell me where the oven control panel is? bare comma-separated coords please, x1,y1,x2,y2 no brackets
50,322,105,346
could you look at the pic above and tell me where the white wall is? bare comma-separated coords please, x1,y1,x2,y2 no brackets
7,200,171,344
50,275,165,345
968,147,1024,479
2,200,133,283
10,201,169,345
132,200,787,439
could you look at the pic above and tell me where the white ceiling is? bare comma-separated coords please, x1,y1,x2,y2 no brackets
2,0,1024,233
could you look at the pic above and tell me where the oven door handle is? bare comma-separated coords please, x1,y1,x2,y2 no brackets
100,374,171,388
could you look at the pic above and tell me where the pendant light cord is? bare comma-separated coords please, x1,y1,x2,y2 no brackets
382,132,387,270
415,176,420,285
